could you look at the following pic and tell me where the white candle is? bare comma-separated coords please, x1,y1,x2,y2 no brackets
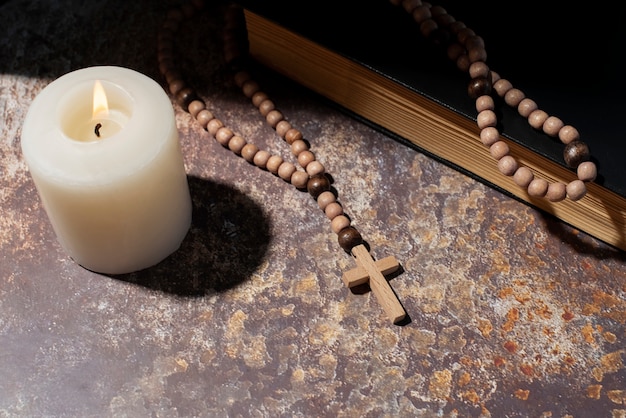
21,66,192,274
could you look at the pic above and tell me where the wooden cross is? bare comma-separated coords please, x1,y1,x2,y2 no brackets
342,244,406,324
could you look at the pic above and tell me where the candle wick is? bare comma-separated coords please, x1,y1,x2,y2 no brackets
94,123,102,138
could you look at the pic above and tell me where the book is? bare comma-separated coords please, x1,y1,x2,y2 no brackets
236,0,626,251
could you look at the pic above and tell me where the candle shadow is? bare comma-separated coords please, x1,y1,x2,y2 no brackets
107,175,272,296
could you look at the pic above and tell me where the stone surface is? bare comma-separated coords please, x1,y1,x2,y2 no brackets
1,1,625,417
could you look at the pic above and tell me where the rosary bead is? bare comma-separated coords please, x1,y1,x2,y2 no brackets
275,120,292,138
331,215,351,234
493,78,513,97
497,155,518,176
325,202,344,220
285,128,303,145
527,178,549,197
266,109,284,128
266,155,283,174
558,125,580,144
337,226,363,252
258,99,275,116
577,161,597,182
306,160,325,176
251,91,268,107
517,98,538,118
169,79,186,96
188,99,205,118
545,182,567,202
317,191,336,210
401,0,421,13
297,150,316,168
447,42,465,62
228,135,246,154
252,149,271,169
412,5,432,23
480,126,499,146
307,174,331,199
207,118,224,136
195,109,214,129
563,140,590,168
291,139,309,156
176,87,198,109
448,20,466,35
566,180,587,201
290,171,309,189
429,5,447,17
513,166,534,188
160,63,175,80
215,127,234,146
465,35,485,52
504,88,525,107
489,70,501,84
456,53,470,72
467,46,487,64
241,143,259,162
225,49,245,67
158,55,174,73
402,0,422,13
278,161,297,181
234,71,250,87
241,79,260,98
477,109,497,129
528,109,549,130
434,12,455,28
164,70,182,85
542,116,564,137
467,76,492,99
420,19,439,38
469,61,490,79
489,140,509,160
157,38,171,55
475,95,494,112
157,42,172,56
428,27,451,46
456,27,476,45
433,6,455,23
223,45,242,66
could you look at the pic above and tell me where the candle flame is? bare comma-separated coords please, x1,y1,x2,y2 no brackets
92,80,109,119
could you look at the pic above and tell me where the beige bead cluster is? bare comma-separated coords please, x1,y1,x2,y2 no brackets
390,0,597,202
158,1,364,252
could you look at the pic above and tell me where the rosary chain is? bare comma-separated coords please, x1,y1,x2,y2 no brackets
390,0,597,202
158,0,365,253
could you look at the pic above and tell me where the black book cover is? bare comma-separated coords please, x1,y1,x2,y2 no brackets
237,0,626,199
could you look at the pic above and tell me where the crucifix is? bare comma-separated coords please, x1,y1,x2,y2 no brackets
342,244,406,324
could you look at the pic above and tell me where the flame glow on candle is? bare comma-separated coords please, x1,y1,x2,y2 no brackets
76,79,128,141
92,80,109,119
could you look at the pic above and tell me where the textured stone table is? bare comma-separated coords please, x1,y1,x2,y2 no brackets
1,1,625,417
